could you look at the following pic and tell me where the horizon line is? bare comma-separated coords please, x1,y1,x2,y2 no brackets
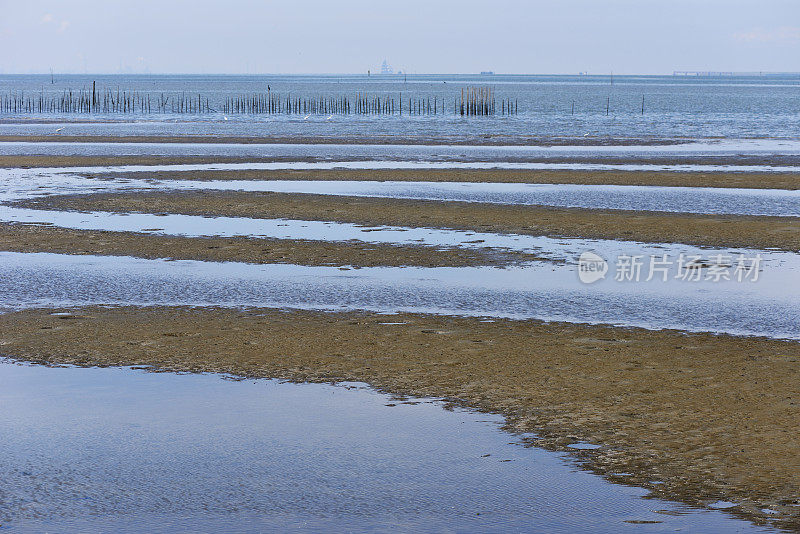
3,71,800,77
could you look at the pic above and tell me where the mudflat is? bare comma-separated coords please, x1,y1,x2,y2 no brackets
0,222,540,268
22,190,800,251
1,306,797,530
2,153,799,189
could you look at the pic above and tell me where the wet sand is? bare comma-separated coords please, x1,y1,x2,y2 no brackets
1,306,798,530
2,154,800,189
22,190,800,252
3,142,799,531
0,222,538,268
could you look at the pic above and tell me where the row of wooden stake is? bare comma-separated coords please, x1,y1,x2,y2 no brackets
0,85,652,116
1,84,519,116
0,85,210,114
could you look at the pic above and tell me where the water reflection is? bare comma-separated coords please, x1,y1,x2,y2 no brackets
0,360,776,533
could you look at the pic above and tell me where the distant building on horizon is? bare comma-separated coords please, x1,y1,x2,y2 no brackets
380,60,393,75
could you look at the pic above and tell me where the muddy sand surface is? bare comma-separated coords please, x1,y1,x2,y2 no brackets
23,190,800,252
3,154,800,185
0,222,539,268
1,306,798,530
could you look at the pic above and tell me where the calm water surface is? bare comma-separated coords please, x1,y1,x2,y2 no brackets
1,252,797,340
0,360,778,533
2,74,799,142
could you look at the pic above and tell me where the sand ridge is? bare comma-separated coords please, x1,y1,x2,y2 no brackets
0,222,543,268
20,190,800,252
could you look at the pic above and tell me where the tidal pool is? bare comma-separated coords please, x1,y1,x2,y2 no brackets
4,166,800,218
153,179,800,216
5,164,800,218
0,360,777,533
1,252,797,339
8,205,795,260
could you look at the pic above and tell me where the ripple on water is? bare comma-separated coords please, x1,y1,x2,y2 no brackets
0,361,776,533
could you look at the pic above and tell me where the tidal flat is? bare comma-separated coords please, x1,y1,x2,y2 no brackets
20,189,800,251
1,137,799,532
1,306,798,530
0,222,542,268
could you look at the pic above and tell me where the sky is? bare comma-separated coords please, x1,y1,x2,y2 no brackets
1,0,799,75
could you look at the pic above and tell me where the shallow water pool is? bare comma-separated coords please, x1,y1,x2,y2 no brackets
0,360,777,533
1,252,798,339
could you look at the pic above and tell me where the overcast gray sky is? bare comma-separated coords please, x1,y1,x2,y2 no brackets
1,0,798,75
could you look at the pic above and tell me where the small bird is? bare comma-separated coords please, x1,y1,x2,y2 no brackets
55,127,64,133
326,115,333,120
303,115,310,120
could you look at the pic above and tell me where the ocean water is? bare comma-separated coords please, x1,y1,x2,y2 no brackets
1,74,799,142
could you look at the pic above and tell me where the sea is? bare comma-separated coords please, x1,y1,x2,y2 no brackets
0,73,798,143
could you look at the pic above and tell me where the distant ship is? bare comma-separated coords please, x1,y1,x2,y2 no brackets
381,60,394,75
480,71,494,75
